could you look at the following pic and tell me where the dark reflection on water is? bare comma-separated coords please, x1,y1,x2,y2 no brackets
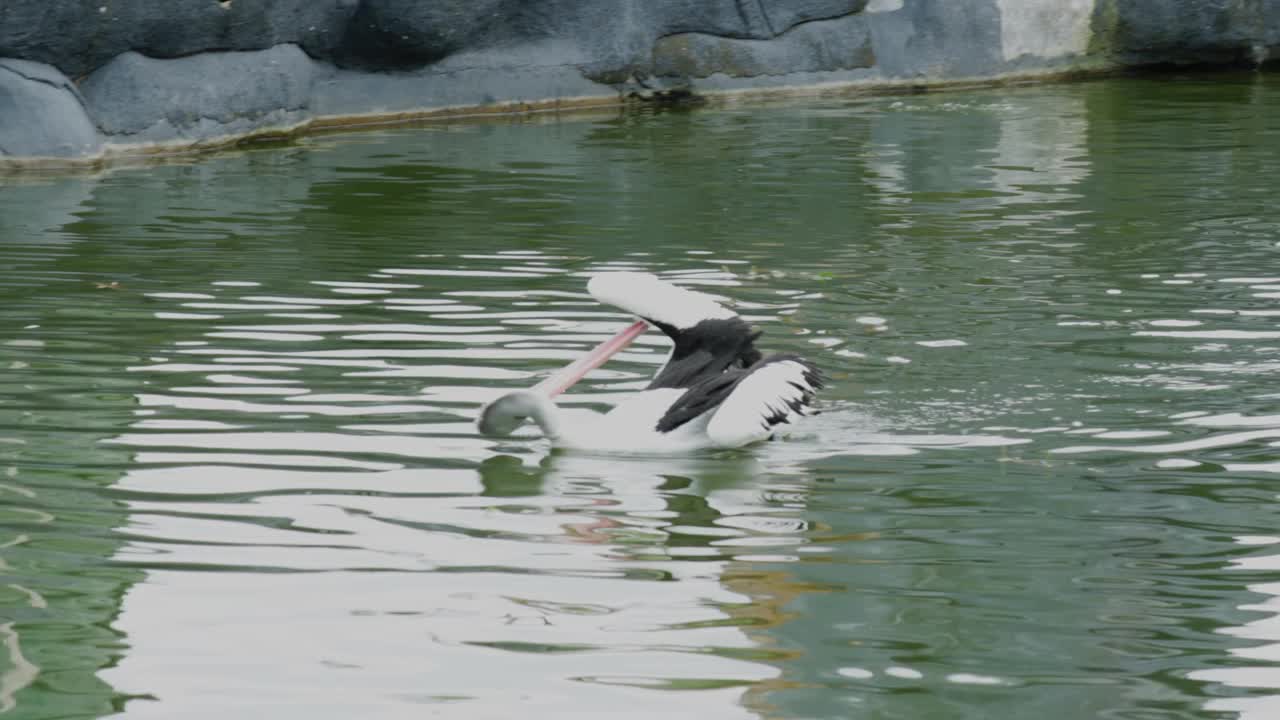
3,73,1280,719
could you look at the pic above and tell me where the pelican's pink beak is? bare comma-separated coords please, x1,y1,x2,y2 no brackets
533,320,649,397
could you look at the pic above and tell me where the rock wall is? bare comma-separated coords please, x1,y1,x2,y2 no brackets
0,0,1276,164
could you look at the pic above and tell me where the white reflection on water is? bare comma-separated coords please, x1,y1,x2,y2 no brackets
100,452,792,719
1191,536,1280,719
0,622,39,714
1052,406,1280,458
104,263,830,717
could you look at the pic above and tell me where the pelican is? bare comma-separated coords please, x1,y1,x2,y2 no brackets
477,272,823,453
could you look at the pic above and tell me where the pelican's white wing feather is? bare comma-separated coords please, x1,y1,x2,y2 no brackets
705,359,821,448
587,272,736,329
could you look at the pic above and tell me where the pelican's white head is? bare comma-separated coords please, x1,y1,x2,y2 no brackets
477,390,560,438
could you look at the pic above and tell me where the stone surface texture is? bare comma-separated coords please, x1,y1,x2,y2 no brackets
81,45,315,144
0,0,1276,162
0,58,100,158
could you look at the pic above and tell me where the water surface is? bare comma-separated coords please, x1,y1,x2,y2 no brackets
3,73,1280,719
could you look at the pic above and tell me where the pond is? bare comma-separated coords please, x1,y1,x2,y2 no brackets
3,72,1280,719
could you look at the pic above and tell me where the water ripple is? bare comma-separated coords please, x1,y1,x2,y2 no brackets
5,76,1280,719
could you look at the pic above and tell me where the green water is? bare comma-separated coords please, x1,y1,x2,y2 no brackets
3,73,1280,719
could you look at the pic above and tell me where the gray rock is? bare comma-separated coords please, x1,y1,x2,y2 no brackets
4,0,1280,164
762,0,870,34
335,0,869,72
0,0,355,78
312,48,607,119
639,0,781,39
336,0,508,68
0,59,100,158
80,45,315,143
654,13,875,79
1268,2,1280,59
1098,0,1273,65
881,0,1004,78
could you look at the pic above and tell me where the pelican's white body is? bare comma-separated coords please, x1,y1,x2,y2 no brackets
555,389,713,453
557,357,819,452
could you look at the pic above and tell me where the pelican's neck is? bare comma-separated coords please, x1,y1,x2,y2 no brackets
477,390,564,440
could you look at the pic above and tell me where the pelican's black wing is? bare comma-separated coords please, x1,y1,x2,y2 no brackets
645,317,763,390
655,353,822,436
